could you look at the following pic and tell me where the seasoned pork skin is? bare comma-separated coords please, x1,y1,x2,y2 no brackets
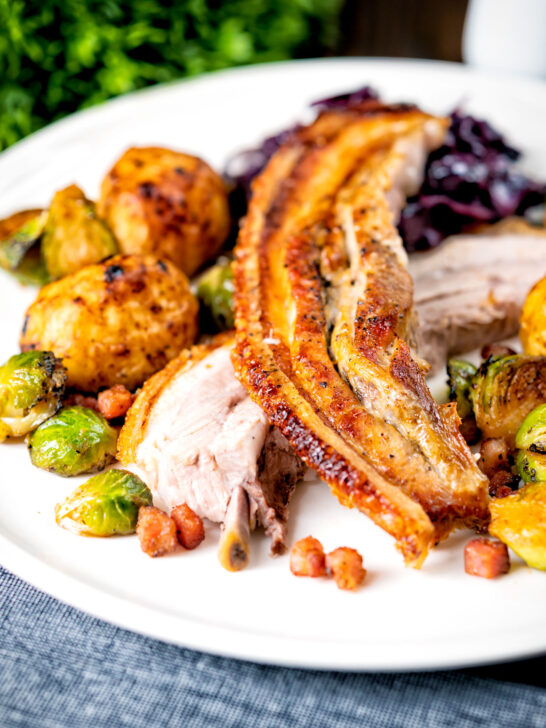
118,335,304,554
233,101,489,567
411,219,546,373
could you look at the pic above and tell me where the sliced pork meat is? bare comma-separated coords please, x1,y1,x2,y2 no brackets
410,220,546,373
118,337,304,555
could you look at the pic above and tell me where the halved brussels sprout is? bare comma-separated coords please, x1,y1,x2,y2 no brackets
490,483,546,570
470,354,546,445
13,247,50,286
515,404,546,482
28,406,117,476
515,403,546,452
447,359,477,419
516,449,546,483
0,351,66,440
196,257,234,331
42,185,118,279
0,209,49,286
55,469,152,536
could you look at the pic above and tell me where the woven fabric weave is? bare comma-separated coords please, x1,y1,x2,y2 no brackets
1,566,545,728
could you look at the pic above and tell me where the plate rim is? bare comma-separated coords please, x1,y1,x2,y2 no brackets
1,57,546,671
3,529,546,672
1,56,545,172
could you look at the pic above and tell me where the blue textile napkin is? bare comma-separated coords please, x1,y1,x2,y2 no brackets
1,565,545,728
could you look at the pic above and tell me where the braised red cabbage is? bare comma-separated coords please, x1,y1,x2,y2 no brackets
224,126,299,199
224,90,545,251
310,85,379,110
400,111,545,251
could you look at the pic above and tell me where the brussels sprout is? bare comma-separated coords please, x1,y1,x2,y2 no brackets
13,247,50,287
515,403,546,452
490,483,546,570
0,351,66,440
470,354,546,445
42,185,118,280
196,257,234,330
28,406,117,476
513,405,546,482
0,210,49,286
516,449,546,483
55,469,152,536
447,359,477,419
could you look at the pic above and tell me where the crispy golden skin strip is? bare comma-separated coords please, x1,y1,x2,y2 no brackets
326,144,489,535
233,104,489,566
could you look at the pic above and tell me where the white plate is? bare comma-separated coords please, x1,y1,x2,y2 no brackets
1,59,545,672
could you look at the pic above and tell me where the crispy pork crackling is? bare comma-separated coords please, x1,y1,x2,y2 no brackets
232,101,489,567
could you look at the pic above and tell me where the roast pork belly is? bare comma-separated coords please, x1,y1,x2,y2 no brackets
118,337,304,555
234,101,489,567
410,219,546,373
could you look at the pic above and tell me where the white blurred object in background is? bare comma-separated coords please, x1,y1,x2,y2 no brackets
463,0,546,78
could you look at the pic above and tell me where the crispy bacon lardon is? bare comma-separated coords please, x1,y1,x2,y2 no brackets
233,102,489,567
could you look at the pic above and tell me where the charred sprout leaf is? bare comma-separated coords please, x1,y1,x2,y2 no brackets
196,257,234,331
13,246,50,286
0,351,66,440
515,403,546,453
28,406,117,476
0,209,49,286
42,185,118,279
490,483,546,570
447,359,477,419
516,449,546,483
0,210,47,270
471,354,518,415
55,469,152,536
470,354,546,445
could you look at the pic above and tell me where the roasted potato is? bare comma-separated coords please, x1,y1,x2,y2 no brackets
490,483,546,570
42,184,118,279
521,275,546,356
20,254,198,391
98,147,230,277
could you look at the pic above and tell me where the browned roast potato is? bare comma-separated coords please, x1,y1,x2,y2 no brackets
97,147,230,277
521,275,546,356
20,254,198,391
